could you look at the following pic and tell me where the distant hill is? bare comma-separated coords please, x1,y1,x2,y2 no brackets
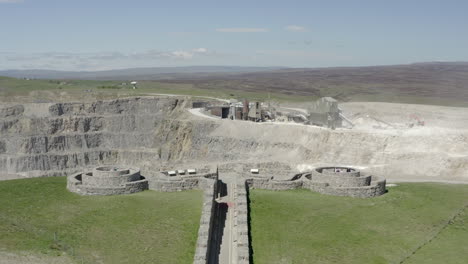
160,62,468,106
0,66,284,80
2,62,468,106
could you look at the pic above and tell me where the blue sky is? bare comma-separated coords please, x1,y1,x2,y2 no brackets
0,0,467,70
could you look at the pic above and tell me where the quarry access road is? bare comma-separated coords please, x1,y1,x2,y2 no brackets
189,108,221,120
145,93,230,103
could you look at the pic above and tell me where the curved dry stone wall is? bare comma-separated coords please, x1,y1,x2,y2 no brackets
67,166,148,195
304,167,386,198
246,166,386,198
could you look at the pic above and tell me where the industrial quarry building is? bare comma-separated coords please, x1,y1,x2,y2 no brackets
307,97,343,129
201,96,347,129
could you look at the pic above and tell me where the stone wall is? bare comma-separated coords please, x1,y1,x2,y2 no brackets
191,175,218,264
305,176,386,198
307,173,372,188
67,173,148,195
317,167,360,177
246,167,386,198
81,167,141,187
193,187,216,264
235,180,251,264
218,162,292,173
148,172,218,192
246,176,303,191
67,166,149,196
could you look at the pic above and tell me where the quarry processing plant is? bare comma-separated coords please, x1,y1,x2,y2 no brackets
204,99,275,122
198,96,353,129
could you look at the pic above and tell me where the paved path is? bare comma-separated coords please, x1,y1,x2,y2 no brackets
218,182,235,264
209,175,238,264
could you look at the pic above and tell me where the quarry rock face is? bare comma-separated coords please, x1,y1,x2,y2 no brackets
0,105,24,118
0,97,192,177
0,96,467,182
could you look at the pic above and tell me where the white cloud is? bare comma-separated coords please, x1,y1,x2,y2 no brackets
193,48,208,53
255,49,353,63
285,25,308,32
170,48,210,59
0,48,213,70
171,50,193,59
216,28,269,33
0,0,23,3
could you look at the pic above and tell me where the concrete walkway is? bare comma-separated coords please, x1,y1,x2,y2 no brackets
209,176,238,264
218,182,236,264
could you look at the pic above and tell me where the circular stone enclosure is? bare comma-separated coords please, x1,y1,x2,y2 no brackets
304,166,386,197
309,166,370,187
67,166,148,195
315,166,360,177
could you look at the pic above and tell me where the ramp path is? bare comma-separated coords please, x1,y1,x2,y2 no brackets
208,175,244,264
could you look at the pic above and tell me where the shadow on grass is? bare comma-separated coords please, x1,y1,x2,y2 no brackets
246,183,255,264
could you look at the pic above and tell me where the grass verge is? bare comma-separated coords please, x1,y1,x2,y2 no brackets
249,183,468,264
0,176,203,264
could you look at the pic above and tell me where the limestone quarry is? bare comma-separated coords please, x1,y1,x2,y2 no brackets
1,95,468,263
1,96,467,183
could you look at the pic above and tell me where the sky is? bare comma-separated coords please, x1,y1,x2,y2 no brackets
0,0,467,71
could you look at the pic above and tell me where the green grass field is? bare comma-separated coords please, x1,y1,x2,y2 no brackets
249,184,468,264
0,177,203,264
0,76,315,103
2,75,468,106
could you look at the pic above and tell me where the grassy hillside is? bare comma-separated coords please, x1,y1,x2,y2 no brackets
0,66,280,80
0,76,313,103
250,183,468,264
0,177,203,264
2,62,468,106
165,62,468,107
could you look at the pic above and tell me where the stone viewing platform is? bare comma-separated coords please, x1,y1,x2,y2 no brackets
246,166,386,198
67,166,148,195
66,163,386,264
